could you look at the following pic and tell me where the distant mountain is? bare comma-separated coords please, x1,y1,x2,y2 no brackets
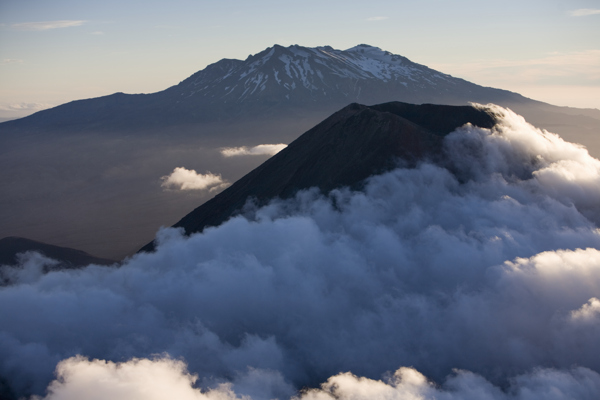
1,44,598,260
0,44,548,133
141,101,496,252
0,236,116,269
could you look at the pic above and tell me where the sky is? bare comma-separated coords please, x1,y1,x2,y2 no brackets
0,0,599,120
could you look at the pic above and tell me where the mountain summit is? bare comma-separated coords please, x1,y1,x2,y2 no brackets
1,44,527,132
173,44,508,108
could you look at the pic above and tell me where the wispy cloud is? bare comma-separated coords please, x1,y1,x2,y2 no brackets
0,102,52,112
432,50,600,86
366,16,388,21
569,9,600,17
1,59,23,65
161,167,229,191
11,20,86,31
220,144,287,157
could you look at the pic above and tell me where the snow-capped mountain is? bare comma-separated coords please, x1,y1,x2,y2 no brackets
1,44,531,132
170,44,518,109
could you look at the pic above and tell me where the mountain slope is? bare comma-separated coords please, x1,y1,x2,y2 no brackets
3,44,596,154
0,44,529,133
141,101,496,252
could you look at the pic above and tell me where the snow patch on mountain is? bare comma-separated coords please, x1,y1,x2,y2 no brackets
174,44,460,104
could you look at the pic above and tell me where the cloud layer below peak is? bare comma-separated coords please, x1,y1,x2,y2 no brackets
2,105,600,399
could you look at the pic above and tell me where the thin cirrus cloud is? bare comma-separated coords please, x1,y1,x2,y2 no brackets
11,20,86,31
1,59,23,65
220,143,287,157
569,9,600,17
160,167,229,191
430,49,600,86
366,16,388,21
0,102,52,111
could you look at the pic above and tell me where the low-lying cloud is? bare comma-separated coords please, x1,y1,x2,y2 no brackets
1,105,600,399
34,357,600,400
161,167,228,191
220,144,287,157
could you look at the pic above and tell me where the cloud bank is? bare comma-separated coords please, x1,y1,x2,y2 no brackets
34,357,600,400
1,105,600,399
220,144,287,157
161,167,228,191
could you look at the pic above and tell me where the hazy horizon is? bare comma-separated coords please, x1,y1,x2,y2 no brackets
1,0,599,120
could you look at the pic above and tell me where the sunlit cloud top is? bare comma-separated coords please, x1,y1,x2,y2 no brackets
11,20,86,31
161,167,228,191
221,144,287,157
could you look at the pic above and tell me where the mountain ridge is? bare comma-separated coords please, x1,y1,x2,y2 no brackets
0,44,537,133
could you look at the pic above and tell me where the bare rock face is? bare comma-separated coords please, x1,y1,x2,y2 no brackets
141,101,495,252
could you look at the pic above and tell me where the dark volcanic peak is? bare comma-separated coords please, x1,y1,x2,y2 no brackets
140,101,495,252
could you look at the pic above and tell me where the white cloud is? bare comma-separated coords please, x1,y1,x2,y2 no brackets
570,298,600,322
569,9,600,17
299,366,600,400
36,358,600,400
36,356,236,400
367,16,388,21
3,106,600,398
160,167,228,191
220,144,287,157
12,20,86,31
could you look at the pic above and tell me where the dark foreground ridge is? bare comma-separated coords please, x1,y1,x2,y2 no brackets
141,101,496,252
0,237,116,269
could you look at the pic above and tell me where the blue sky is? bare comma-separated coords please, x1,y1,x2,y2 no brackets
0,0,599,119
